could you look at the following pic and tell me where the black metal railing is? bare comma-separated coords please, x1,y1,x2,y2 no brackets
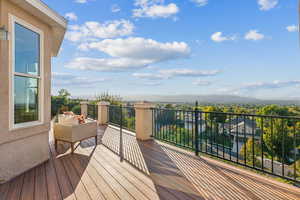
152,106,300,183
108,105,135,132
87,104,98,120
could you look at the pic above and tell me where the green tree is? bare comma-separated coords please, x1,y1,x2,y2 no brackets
58,89,71,99
257,105,295,163
240,138,262,168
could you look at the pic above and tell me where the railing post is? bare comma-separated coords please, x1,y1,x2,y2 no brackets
195,101,199,156
97,101,110,125
80,101,88,118
134,101,154,141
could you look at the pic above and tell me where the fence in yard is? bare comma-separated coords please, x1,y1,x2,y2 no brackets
108,105,136,132
87,104,98,120
151,105,300,184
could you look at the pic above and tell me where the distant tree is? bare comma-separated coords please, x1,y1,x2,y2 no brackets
203,106,227,124
240,138,262,168
94,92,122,105
257,105,295,163
58,89,71,99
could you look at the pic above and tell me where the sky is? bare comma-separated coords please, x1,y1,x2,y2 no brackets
44,0,300,99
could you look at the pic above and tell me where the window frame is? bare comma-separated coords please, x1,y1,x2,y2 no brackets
9,14,44,130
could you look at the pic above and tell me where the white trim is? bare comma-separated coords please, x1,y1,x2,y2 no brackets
14,72,40,79
9,0,67,28
9,14,45,130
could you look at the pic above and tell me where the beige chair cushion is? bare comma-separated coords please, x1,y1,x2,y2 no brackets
54,120,97,143
58,114,79,125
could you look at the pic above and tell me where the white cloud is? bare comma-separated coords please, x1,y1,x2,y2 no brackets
133,0,179,18
211,32,237,42
286,25,299,32
67,37,190,72
66,57,152,72
80,37,190,63
242,80,300,90
52,72,107,87
111,4,121,13
191,0,208,7
244,30,265,41
75,0,90,3
65,12,78,21
142,81,162,86
65,20,134,42
193,79,211,86
257,0,278,11
133,69,220,80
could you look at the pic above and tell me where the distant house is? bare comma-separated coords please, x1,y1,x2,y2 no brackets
220,118,260,153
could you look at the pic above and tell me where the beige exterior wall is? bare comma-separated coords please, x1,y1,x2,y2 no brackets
134,102,154,141
0,0,53,183
98,102,110,125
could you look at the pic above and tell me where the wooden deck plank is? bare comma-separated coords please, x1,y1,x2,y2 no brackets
94,145,160,200
35,163,48,200
74,150,121,200
99,145,155,189
1,126,300,200
6,174,24,200
0,182,10,200
45,155,63,200
75,145,135,200
70,153,105,200
20,168,35,200
82,145,154,200
49,142,77,200
61,154,92,200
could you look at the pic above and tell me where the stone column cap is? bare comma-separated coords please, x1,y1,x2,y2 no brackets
97,101,110,106
80,101,89,105
134,101,154,109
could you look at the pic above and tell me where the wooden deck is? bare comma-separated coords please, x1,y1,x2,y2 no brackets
0,125,300,200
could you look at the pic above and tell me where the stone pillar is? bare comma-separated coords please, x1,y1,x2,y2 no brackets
80,102,88,117
134,102,154,141
97,101,110,125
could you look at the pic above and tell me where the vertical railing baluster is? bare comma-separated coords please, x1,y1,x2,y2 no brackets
294,122,297,180
229,114,232,161
244,115,247,165
120,104,123,161
200,112,203,153
271,118,274,173
281,119,285,177
210,115,213,154
236,116,239,163
195,101,199,156
252,116,255,168
216,113,219,157
261,117,264,171
205,113,208,153
222,114,225,159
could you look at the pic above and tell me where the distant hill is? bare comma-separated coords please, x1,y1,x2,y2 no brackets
123,95,300,105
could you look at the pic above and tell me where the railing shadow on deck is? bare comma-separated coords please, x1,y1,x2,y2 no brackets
52,138,97,199
100,125,300,200
101,126,204,199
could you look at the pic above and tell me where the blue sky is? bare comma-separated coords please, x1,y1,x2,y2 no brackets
44,0,299,99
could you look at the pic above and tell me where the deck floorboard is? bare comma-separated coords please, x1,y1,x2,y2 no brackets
0,125,299,200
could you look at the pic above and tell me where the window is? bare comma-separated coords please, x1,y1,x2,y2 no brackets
11,17,43,128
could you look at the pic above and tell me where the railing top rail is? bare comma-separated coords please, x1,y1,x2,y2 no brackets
108,105,135,109
152,107,300,120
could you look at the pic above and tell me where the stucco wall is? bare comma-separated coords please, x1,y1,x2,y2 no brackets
0,0,53,183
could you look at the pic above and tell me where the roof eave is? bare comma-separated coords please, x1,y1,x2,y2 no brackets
9,0,67,56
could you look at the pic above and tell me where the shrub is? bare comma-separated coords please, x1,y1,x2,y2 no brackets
72,105,81,115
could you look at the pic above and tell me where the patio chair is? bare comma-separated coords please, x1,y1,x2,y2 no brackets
54,115,98,153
